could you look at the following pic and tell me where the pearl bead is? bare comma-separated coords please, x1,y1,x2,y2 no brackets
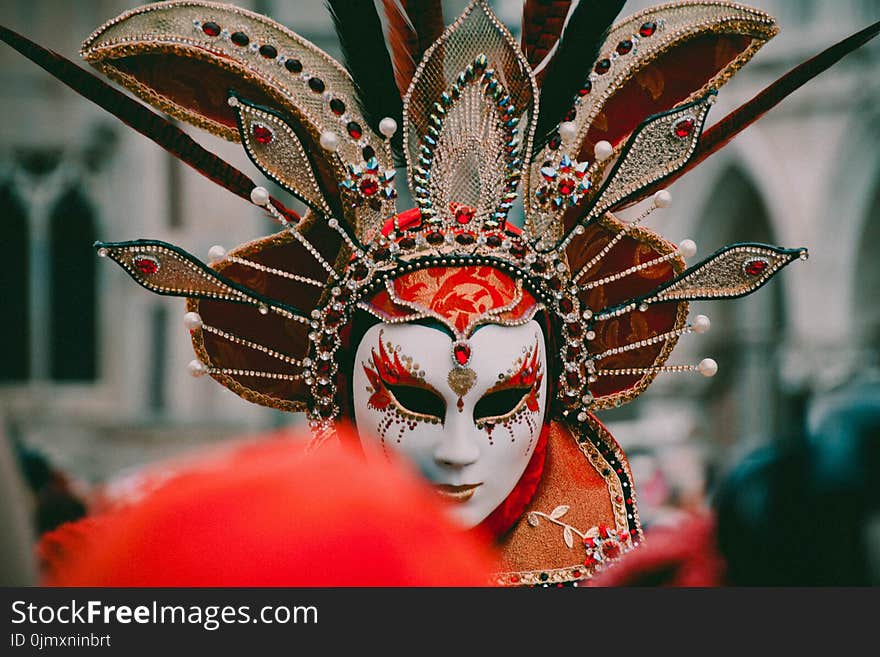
653,189,672,208
558,121,577,141
379,117,398,138
250,186,270,206
97,247,109,258
319,131,339,151
697,358,718,377
208,245,227,260
183,311,203,331
187,359,208,377
692,314,710,334
678,239,697,258
594,140,613,162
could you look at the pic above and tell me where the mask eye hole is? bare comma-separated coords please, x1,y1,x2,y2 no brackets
386,382,446,421
473,387,530,423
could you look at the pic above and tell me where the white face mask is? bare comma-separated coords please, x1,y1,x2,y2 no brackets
352,319,548,528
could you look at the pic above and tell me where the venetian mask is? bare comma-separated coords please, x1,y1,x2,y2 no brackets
353,319,548,528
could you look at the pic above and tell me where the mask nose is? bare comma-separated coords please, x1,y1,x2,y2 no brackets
433,428,480,468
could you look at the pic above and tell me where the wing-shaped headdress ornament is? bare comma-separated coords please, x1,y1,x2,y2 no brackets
3,0,876,437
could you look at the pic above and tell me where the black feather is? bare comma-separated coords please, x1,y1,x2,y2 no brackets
533,0,626,154
326,0,404,156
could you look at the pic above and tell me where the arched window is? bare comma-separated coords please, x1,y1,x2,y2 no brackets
0,183,30,382
48,187,98,381
694,167,791,460
855,176,880,358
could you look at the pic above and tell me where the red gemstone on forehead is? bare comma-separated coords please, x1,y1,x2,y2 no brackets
201,22,221,37
359,177,379,196
252,124,273,144
454,206,475,224
674,118,695,138
640,21,657,37
453,343,471,366
133,256,159,276
745,258,769,276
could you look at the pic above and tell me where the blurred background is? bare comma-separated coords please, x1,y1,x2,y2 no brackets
1,0,878,534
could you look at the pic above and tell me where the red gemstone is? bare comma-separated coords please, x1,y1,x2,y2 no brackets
325,309,343,325
252,124,273,144
308,77,325,93
359,177,379,196
566,345,581,360
616,39,633,55
230,31,249,47
577,80,592,96
201,21,221,37
559,298,574,314
399,237,416,250
548,133,562,150
454,206,475,224
674,118,695,138
639,21,657,37
547,276,562,291
531,260,547,273
568,323,583,337
285,58,303,73
565,371,581,387
329,98,346,115
594,58,611,74
347,121,363,139
426,231,445,245
564,106,577,122
315,359,332,375
486,234,502,248
558,177,576,196
317,382,334,397
133,256,158,276
509,243,526,258
455,232,476,245
259,44,277,59
745,258,768,276
453,343,471,366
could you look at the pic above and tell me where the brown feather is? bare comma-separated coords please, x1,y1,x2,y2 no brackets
521,0,572,70
382,0,418,96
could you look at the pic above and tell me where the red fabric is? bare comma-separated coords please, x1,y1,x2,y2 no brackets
367,265,539,334
476,423,550,538
588,514,725,587
40,429,499,586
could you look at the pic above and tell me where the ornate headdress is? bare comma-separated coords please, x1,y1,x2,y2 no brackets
4,0,877,585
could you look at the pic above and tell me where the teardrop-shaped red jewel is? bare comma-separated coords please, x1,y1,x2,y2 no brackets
674,118,695,138
252,124,273,144
453,343,471,366
745,258,769,276
133,256,159,276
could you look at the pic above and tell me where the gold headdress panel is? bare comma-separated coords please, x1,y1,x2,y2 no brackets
78,0,804,428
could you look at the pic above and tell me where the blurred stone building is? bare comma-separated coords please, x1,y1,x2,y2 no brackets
1,0,878,508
